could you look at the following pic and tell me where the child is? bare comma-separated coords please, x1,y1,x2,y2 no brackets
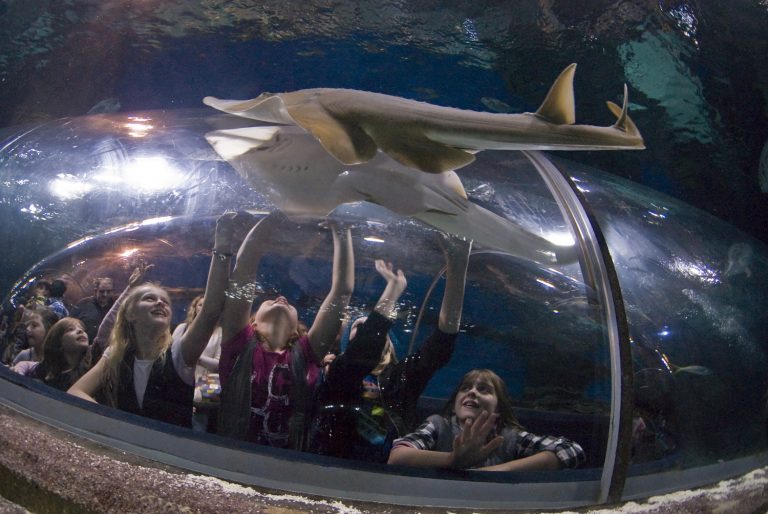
309,236,471,463
388,369,586,471
13,317,90,391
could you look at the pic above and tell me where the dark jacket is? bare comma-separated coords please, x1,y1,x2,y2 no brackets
72,297,112,343
115,347,193,428
310,311,456,461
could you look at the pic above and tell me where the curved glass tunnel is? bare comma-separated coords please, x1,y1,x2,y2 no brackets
0,110,766,509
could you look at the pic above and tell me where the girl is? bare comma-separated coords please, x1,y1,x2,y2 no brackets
309,236,471,463
217,213,354,449
12,306,59,365
173,294,223,387
388,369,586,471
67,212,246,427
13,317,90,390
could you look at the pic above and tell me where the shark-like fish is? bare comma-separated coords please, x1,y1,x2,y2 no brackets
203,63,644,174
205,125,577,264
203,64,642,263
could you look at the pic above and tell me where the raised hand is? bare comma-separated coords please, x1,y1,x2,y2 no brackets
127,261,154,288
450,410,504,469
214,211,255,256
374,259,407,292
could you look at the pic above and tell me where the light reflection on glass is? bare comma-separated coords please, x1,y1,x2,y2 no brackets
536,278,556,289
95,156,183,192
124,117,154,138
50,174,93,200
669,257,720,285
120,248,139,258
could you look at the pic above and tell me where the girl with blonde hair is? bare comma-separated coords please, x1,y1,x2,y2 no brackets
68,212,247,427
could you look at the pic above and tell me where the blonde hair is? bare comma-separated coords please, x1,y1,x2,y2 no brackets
183,294,204,325
102,284,172,407
371,336,397,376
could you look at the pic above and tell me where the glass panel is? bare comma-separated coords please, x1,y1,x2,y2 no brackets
552,156,768,473
0,112,610,492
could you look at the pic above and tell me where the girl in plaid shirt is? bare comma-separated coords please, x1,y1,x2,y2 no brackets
388,369,585,471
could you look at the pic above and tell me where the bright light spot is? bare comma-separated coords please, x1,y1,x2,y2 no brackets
647,210,667,219
49,174,93,200
21,203,41,214
364,236,385,243
543,230,576,247
124,117,154,138
94,156,184,192
670,257,720,285
66,235,95,249
536,278,556,289
658,329,670,337
140,216,174,226
120,248,139,258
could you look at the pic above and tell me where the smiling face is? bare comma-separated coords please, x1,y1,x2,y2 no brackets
127,286,172,330
453,375,499,424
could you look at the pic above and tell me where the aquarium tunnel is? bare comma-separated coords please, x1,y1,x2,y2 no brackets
0,109,766,511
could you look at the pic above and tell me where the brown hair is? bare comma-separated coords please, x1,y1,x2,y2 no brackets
443,369,524,430
40,317,91,386
183,294,205,325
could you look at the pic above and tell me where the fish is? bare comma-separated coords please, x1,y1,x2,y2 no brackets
203,63,645,174
87,97,121,115
204,125,578,264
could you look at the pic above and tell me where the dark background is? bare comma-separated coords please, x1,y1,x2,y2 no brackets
1,0,766,243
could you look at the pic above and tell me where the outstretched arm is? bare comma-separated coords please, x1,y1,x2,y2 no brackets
335,260,406,368
371,260,407,320
438,237,472,334
307,222,354,359
92,262,153,360
219,212,280,345
476,451,560,472
67,355,107,402
388,411,503,469
180,212,251,367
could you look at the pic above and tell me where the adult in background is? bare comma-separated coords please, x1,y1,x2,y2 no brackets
72,277,115,343
46,279,70,319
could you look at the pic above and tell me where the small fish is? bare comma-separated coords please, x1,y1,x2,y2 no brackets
671,364,712,376
480,96,512,113
87,98,121,115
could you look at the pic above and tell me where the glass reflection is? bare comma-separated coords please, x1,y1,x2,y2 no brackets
1,206,607,475
552,155,768,470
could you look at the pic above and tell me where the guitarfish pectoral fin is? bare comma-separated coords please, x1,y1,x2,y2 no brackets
204,126,282,160
203,94,295,125
534,63,577,125
367,126,477,173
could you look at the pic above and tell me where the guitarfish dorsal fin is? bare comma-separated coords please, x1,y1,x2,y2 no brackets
534,63,577,125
